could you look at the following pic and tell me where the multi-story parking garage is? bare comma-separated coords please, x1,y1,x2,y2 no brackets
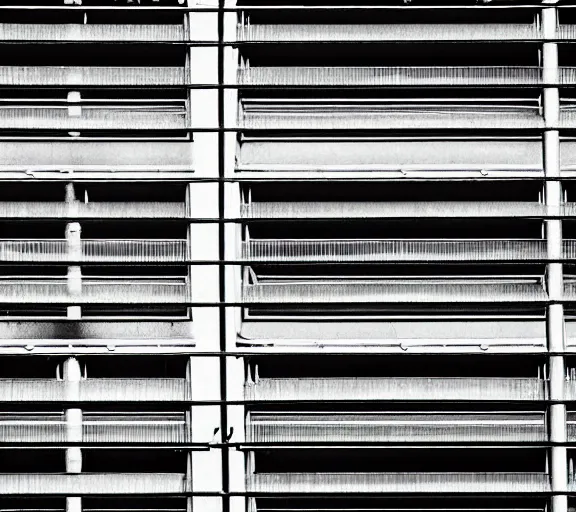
1,2,575,512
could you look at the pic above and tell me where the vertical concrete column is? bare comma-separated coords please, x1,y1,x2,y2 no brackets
542,6,568,511
187,0,219,180
223,0,241,352
66,90,82,138
65,184,82,320
185,0,220,347
227,356,246,495
63,357,83,512
67,91,82,118
186,4,222,512
186,182,220,350
222,5,246,512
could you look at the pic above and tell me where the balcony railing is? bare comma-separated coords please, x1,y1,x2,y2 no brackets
0,107,187,130
238,23,540,42
5,238,572,264
241,201,563,220
566,420,576,442
238,67,576,88
561,283,576,302
557,25,576,40
0,67,185,87
247,412,547,443
0,422,66,443
240,101,543,130
0,473,188,495
563,382,576,401
246,472,550,494
0,23,185,42
0,278,190,304
0,202,185,219
0,240,187,263
243,277,547,305
238,67,544,87
0,421,186,443
82,422,187,443
243,239,576,263
245,378,546,402
0,378,190,402
242,239,550,263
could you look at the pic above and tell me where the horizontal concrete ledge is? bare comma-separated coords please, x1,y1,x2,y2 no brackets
0,321,194,341
0,141,193,168
240,320,546,343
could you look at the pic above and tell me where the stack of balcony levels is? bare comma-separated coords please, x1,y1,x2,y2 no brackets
232,4,576,512
0,3,213,512
10,3,576,512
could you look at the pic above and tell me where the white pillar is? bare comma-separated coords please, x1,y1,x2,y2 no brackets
542,6,567,512
187,4,223,512
66,498,82,512
63,357,83,512
186,182,220,352
63,357,82,472
65,184,82,320
67,91,82,118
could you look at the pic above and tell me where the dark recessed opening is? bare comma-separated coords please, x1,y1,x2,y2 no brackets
248,355,544,378
254,448,545,473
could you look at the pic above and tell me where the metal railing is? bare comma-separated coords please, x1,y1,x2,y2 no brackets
0,239,187,263
242,280,547,304
241,201,553,219
0,423,67,443
247,472,550,493
245,378,547,402
242,239,549,263
0,473,188,495
0,202,186,219
0,23,184,42
238,67,544,87
247,412,547,443
238,23,540,42
82,422,187,443
0,67,185,87
0,421,187,443
0,107,187,130
0,279,190,304
240,104,543,130
0,378,190,402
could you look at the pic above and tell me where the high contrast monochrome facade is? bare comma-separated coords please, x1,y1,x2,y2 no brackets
2,2,576,512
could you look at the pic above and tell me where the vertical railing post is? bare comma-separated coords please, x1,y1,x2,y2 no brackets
542,6,568,510
63,357,83,512
65,184,82,320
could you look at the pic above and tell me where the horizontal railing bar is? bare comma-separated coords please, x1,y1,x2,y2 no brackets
0,350,563,357
4,215,576,221
0,176,566,183
0,259,572,266
0,443,209,449
235,442,576,448
0,4,551,10
0,126,558,131
7,440,576,449
0,84,566,89
7,238,576,264
0,39,573,45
